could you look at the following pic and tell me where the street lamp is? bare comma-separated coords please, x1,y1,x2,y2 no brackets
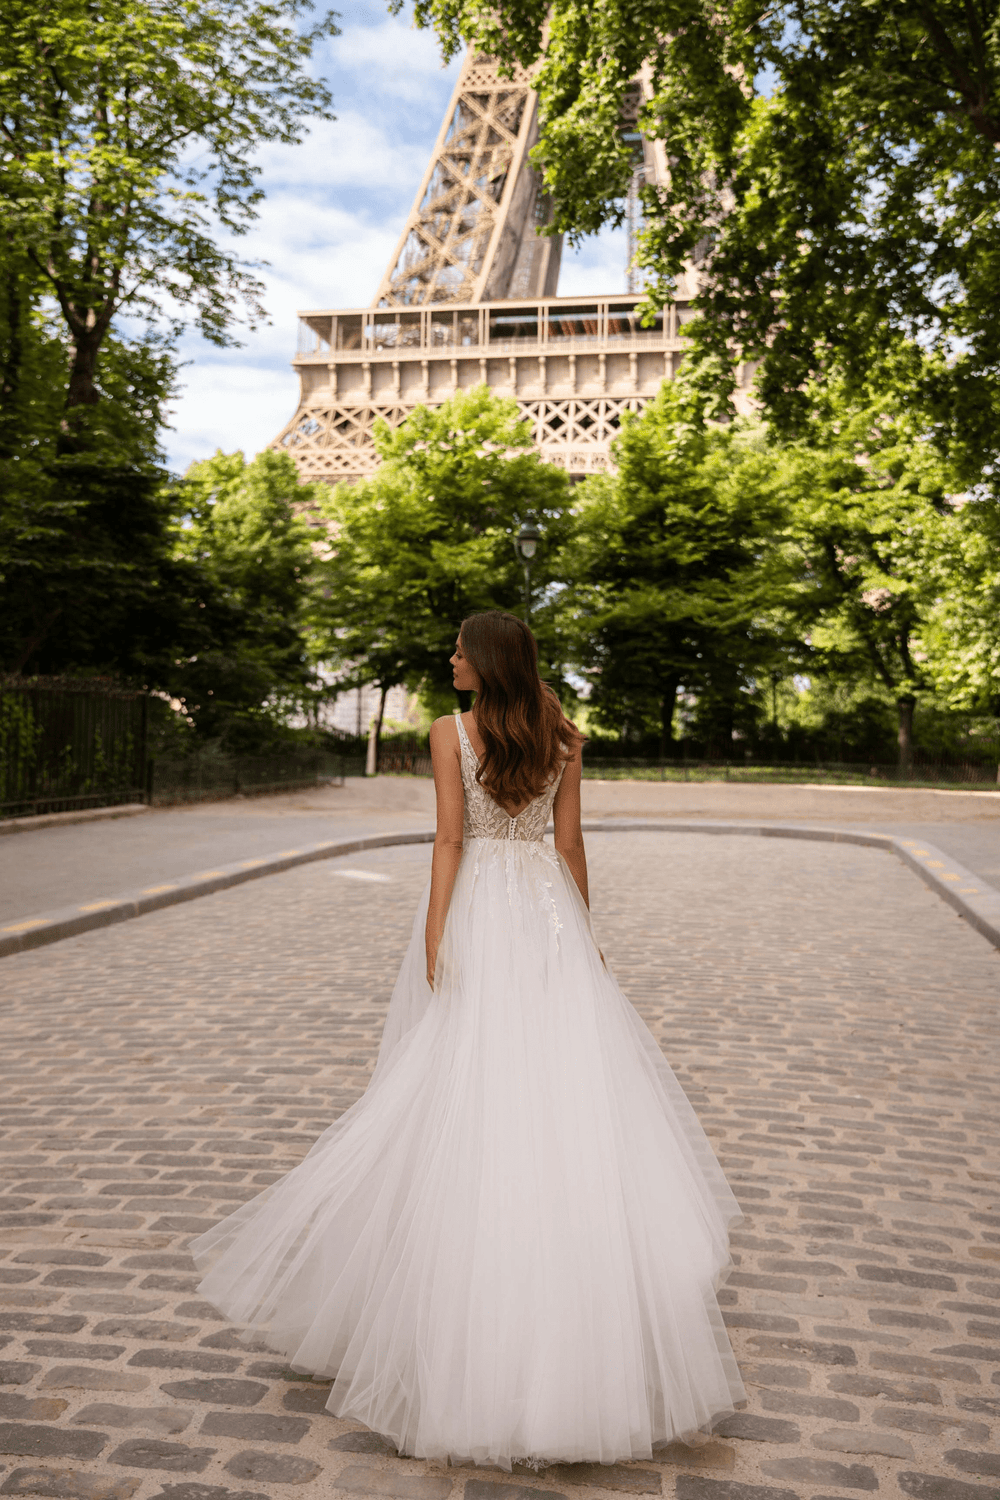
515,520,541,627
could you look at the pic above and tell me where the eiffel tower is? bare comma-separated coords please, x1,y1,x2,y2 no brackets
272,50,725,482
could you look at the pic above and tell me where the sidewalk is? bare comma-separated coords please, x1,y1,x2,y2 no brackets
2,777,998,927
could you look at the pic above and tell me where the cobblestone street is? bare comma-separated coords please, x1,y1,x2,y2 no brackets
1,831,998,1500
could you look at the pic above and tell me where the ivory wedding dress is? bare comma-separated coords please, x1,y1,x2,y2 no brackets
191,716,746,1468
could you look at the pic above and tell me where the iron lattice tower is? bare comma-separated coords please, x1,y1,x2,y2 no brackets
272,50,751,481
375,53,561,307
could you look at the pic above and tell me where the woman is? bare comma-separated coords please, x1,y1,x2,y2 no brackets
191,610,746,1470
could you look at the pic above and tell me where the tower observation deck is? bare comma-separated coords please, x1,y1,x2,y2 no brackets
271,50,745,482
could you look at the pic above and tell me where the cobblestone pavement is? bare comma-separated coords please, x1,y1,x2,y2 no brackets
0,832,998,1500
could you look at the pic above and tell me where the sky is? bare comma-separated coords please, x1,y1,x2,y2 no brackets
163,0,629,476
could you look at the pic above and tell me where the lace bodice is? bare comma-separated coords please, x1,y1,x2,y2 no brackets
457,714,564,843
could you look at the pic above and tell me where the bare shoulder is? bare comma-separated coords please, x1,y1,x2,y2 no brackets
561,736,583,769
429,715,460,750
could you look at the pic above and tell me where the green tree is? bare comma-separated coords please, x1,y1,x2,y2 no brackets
170,450,325,748
561,382,794,755
912,493,1000,731
1,0,338,685
0,343,183,677
1,0,337,447
0,223,183,675
770,380,969,768
311,387,571,738
409,0,1000,469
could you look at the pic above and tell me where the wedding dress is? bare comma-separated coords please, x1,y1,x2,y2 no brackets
191,715,746,1468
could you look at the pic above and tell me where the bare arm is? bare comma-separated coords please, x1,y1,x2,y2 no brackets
552,746,589,908
425,715,465,988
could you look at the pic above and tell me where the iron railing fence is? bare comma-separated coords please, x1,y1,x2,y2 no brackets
579,757,1000,787
373,741,999,788
377,746,433,777
150,750,353,806
0,677,149,818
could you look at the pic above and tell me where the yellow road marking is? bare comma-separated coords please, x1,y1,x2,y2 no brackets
2,918,48,932
141,885,178,894
79,901,117,912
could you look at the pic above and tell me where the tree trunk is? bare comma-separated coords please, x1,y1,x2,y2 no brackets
59,329,104,452
897,694,915,774
66,331,102,409
658,675,681,760
365,684,389,775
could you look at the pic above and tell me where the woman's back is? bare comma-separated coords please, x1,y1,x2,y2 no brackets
456,711,564,839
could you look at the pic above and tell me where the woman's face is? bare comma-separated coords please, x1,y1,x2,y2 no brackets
450,636,481,693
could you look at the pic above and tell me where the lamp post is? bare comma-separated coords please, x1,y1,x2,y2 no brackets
515,519,540,628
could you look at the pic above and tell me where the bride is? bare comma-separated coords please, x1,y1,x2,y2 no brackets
191,609,746,1470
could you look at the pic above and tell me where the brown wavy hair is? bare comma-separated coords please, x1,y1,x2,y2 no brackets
459,611,584,810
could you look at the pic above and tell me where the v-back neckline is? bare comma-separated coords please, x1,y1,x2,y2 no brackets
457,714,535,821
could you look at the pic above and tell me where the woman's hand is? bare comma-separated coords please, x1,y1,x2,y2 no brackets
425,938,438,990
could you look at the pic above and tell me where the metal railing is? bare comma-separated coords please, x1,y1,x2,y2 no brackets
579,757,1000,787
0,678,148,819
298,331,678,364
370,748,1000,788
377,746,433,777
149,750,351,806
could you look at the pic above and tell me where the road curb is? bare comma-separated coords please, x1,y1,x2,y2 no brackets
0,802,150,837
0,830,435,958
1,819,997,960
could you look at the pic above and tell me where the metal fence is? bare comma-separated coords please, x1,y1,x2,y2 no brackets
579,757,1000,787
0,678,149,818
377,743,433,776
373,742,1000,788
149,750,352,806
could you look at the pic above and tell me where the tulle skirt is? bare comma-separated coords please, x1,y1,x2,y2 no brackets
190,837,746,1469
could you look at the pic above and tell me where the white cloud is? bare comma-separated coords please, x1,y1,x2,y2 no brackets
329,16,461,105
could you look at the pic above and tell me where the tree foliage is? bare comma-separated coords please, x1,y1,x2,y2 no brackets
769,381,964,765
407,0,1000,469
167,449,325,748
311,388,571,711
555,364,997,765
0,0,338,443
0,0,339,725
561,383,794,753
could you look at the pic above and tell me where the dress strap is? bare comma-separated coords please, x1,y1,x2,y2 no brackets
455,712,477,763
455,714,478,784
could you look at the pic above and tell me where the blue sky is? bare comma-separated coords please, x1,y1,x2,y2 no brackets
164,0,629,475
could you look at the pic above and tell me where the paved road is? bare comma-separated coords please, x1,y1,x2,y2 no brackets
0,791,434,925
3,779,1000,926
0,831,997,1500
